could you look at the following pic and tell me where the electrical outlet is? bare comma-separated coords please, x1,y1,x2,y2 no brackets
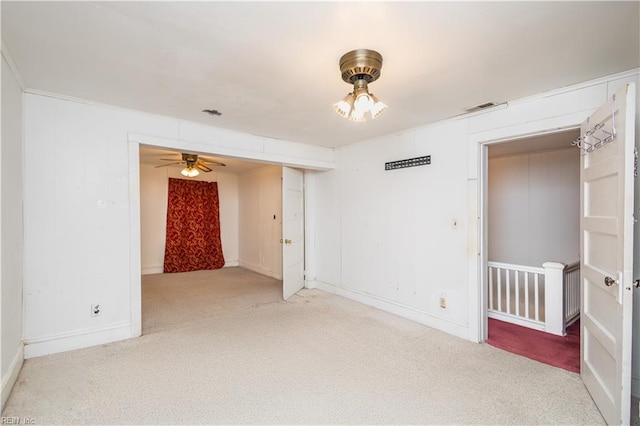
439,294,447,309
91,304,101,317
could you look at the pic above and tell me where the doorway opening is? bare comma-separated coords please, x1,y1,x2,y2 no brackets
482,129,582,372
137,144,305,334
471,82,637,425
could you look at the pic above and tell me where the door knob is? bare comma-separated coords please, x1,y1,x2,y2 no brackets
604,276,617,287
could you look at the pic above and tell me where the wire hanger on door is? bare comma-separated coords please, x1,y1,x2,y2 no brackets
572,94,618,155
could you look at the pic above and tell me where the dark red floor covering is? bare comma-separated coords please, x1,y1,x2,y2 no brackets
487,318,580,373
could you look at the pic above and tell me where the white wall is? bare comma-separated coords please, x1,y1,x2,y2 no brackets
238,166,282,279
139,164,239,274
307,70,640,394
1,54,25,409
307,120,470,338
22,92,334,359
488,148,580,266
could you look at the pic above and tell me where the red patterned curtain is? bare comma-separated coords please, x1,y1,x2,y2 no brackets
163,178,225,273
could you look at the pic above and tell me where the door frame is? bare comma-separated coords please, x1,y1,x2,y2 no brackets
469,117,585,343
475,126,581,341
127,134,316,337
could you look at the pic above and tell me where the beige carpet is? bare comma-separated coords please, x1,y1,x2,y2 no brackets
3,267,607,424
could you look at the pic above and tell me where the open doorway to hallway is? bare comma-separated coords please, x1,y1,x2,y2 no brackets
484,129,581,372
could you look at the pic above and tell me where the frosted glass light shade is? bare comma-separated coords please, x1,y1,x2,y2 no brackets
353,92,372,113
334,84,386,122
370,94,388,119
181,167,199,177
348,110,367,122
333,93,354,118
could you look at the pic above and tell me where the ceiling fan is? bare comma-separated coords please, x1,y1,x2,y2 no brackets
155,153,226,177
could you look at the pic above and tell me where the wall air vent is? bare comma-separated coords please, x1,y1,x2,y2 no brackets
202,109,222,116
464,102,499,113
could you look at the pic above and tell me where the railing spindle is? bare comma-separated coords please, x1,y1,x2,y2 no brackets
525,272,529,319
534,273,540,322
515,270,520,317
506,268,511,314
497,268,502,312
489,267,494,311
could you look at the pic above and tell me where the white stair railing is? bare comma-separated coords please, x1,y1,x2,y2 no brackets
563,261,580,326
488,261,568,336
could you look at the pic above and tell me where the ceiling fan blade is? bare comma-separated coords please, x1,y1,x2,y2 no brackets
196,162,213,172
155,162,182,168
200,161,227,167
160,158,182,161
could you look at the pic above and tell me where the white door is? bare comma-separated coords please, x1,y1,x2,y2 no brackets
580,83,635,425
282,167,305,300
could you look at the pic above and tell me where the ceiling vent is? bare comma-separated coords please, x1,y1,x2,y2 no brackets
464,102,500,114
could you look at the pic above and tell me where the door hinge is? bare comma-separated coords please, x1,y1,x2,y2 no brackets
634,146,638,178
634,279,640,289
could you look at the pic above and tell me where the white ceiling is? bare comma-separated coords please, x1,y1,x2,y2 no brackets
488,129,580,158
2,2,639,148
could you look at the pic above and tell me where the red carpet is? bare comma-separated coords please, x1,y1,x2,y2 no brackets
487,318,580,373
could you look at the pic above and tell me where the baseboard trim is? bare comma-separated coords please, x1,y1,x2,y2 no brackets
143,261,239,275
633,376,640,398
24,322,132,359
308,280,468,340
1,342,24,410
141,265,163,275
238,261,282,280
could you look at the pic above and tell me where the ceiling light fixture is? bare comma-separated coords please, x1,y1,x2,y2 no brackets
333,49,387,122
181,167,199,177
181,157,200,177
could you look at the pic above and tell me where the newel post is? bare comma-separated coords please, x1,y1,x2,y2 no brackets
543,262,566,336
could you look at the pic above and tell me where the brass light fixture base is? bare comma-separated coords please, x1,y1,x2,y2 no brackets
334,49,387,122
339,49,383,84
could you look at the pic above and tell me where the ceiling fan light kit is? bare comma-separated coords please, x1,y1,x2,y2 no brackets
155,153,226,178
181,167,200,177
333,49,388,122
